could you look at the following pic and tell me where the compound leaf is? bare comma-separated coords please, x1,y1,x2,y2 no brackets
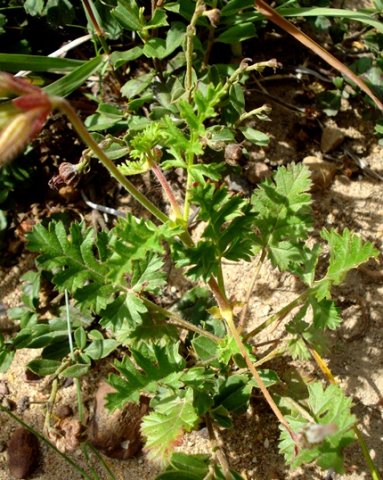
141,389,199,463
315,229,379,300
279,383,356,473
252,163,312,271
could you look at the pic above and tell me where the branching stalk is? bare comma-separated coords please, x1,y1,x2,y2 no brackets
142,297,220,343
243,291,308,341
50,97,169,224
207,277,298,443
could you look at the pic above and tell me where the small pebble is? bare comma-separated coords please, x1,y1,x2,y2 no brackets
0,381,9,397
8,428,40,479
320,126,345,153
17,396,30,413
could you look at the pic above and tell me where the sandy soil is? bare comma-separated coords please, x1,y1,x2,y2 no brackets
0,1,382,479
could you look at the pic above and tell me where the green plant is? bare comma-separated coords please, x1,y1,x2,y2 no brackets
0,1,382,479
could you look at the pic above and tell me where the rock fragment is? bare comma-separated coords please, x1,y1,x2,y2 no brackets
320,126,345,153
8,427,40,479
87,381,150,459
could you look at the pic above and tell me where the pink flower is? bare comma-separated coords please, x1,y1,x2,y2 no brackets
0,73,52,166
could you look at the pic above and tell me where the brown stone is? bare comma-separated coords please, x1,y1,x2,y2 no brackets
320,126,345,153
87,381,150,459
8,428,40,479
246,162,272,184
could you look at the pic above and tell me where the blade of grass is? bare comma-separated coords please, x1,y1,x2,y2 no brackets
254,0,383,111
44,55,106,97
278,7,383,33
0,54,84,73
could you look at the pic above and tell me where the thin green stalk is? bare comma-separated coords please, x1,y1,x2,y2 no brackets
216,261,225,294
44,378,58,433
65,290,84,423
207,277,298,443
183,131,199,223
50,97,169,224
81,0,110,55
185,0,205,101
142,297,220,343
205,414,232,479
152,162,184,220
0,407,93,480
238,250,266,331
84,442,118,480
243,291,308,341
183,162,194,223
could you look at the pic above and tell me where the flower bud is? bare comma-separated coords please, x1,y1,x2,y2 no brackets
0,91,52,166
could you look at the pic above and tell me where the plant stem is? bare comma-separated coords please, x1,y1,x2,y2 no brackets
65,290,84,423
0,407,93,480
81,0,110,55
84,442,118,480
202,0,218,66
243,291,308,341
50,97,169,224
216,260,225,294
205,414,232,479
185,0,205,101
238,250,266,331
306,343,381,480
207,277,298,443
152,162,184,219
142,297,220,343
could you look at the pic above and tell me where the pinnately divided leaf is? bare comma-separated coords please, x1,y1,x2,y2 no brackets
27,222,112,310
174,184,256,280
279,382,356,473
251,163,312,270
141,389,199,464
107,343,186,408
314,228,379,300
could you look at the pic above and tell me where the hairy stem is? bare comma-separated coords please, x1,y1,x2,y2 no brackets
152,162,183,219
50,97,169,224
208,277,298,443
205,414,232,479
142,297,220,343
65,290,84,423
243,291,308,341
238,250,266,331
